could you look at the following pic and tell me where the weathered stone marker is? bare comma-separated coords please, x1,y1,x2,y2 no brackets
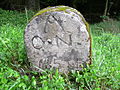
24,6,91,73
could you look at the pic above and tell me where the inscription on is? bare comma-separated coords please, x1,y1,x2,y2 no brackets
24,6,91,73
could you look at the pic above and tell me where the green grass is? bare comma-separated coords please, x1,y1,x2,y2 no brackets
0,8,120,90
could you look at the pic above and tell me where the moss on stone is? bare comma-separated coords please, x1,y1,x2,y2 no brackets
30,6,70,21
30,6,89,32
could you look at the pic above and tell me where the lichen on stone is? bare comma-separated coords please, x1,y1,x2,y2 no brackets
30,6,92,63
30,6,90,32
25,6,92,72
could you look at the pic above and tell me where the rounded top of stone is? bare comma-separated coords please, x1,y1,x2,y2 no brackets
30,6,90,33
34,6,80,17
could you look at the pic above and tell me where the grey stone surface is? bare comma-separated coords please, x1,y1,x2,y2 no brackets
24,6,91,73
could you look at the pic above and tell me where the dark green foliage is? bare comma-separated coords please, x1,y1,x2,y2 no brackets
0,8,120,90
